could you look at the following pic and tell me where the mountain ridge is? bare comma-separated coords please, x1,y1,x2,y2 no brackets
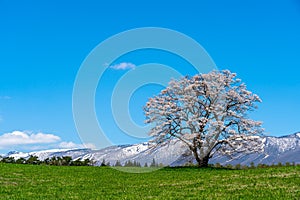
5,132,300,166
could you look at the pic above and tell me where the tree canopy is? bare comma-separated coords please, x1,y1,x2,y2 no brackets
144,70,263,167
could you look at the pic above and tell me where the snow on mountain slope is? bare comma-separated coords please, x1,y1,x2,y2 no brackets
7,149,92,161
266,134,299,153
5,132,300,166
209,132,300,166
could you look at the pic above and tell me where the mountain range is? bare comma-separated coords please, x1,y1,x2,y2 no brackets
5,132,300,166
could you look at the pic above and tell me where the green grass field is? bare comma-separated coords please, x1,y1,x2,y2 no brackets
0,163,299,199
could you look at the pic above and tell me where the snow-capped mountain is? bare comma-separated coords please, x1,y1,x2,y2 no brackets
207,132,300,166
5,133,300,166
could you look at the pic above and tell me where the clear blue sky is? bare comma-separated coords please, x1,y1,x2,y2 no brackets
0,0,300,153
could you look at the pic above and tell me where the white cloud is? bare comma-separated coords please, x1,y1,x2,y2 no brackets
109,62,136,70
0,131,61,149
58,141,78,149
0,131,97,153
58,141,96,149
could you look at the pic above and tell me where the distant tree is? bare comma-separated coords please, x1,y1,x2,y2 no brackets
26,155,40,165
44,158,50,165
241,165,248,170
144,162,148,167
235,163,242,169
214,163,222,168
258,164,268,168
158,163,164,167
70,158,91,166
70,159,81,166
144,70,263,167
56,157,63,166
2,157,15,163
83,159,92,166
131,161,141,167
62,156,72,166
49,156,58,165
225,164,233,169
16,158,26,164
150,158,157,167
124,160,133,167
114,160,122,167
101,159,106,167
271,163,275,168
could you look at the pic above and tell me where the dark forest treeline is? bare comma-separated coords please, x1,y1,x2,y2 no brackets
99,158,163,167
0,155,298,169
0,156,162,167
0,155,92,166
0,156,163,168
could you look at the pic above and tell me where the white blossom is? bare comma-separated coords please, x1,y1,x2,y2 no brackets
144,70,264,167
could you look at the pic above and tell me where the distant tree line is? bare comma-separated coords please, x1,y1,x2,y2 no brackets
0,156,164,168
1,155,296,169
0,155,93,166
102,158,164,168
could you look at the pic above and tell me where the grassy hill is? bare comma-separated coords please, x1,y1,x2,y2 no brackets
0,163,299,199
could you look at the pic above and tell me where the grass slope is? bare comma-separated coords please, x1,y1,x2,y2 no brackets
0,163,299,199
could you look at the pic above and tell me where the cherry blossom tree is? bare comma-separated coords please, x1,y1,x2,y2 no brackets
144,70,264,167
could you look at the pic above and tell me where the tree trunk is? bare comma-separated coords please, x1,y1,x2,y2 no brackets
197,156,209,167
191,148,210,168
